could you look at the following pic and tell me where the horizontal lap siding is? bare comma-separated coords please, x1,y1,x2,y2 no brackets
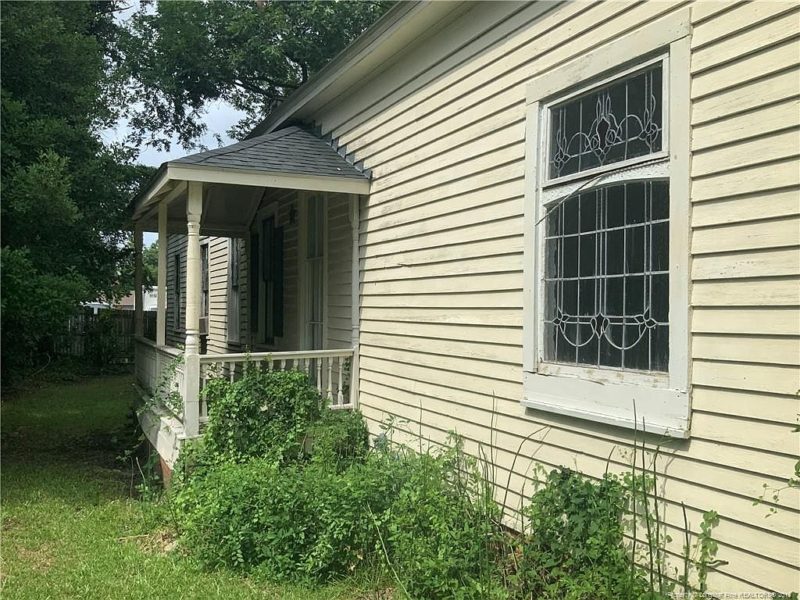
312,0,800,593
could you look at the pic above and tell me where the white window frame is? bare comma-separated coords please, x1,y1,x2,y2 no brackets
522,10,692,437
227,238,241,344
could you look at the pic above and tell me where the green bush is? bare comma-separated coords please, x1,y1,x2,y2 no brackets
201,366,322,465
307,408,370,472
385,441,506,600
173,453,408,582
515,468,647,600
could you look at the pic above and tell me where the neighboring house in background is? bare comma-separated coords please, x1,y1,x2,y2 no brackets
114,288,159,312
130,1,800,593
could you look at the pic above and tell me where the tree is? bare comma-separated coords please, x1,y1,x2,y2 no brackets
1,1,153,377
118,0,393,150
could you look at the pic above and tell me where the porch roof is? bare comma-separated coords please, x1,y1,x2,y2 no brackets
132,126,370,227
173,125,368,180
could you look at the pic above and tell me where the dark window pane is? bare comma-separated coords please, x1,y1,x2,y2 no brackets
580,192,597,232
626,182,646,225
606,230,625,275
546,203,562,237
549,63,664,179
541,181,669,373
626,226,645,274
563,198,579,234
579,278,596,316
625,275,645,316
651,274,669,323
606,185,625,228
557,322,577,363
563,236,579,278
545,237,560,277
605,276,624,318
651,222,669,272
562,279,578,315
651,181,670,220
577,323,599,365
623,325,650,370
579,233,596,277
651,325,670,371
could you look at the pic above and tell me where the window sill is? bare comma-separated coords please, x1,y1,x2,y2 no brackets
522,371,690,438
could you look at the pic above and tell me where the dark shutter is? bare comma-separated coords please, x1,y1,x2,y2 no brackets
272,225,284,337
261,216,274,283
249,233,259,333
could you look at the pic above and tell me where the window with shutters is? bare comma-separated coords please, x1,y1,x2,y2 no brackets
522,17,691,437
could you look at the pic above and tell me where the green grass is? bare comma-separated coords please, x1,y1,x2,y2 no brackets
0,375,388,599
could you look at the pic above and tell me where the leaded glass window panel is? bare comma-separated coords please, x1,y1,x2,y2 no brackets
543,180,669,372
549,64,663,180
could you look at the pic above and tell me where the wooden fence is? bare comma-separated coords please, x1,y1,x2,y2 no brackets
52,309,156,363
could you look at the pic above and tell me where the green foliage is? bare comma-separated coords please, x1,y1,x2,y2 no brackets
307,408,370,472
117,0,394,149
1,247,90,367
516,468,646,600
172,455,404,582
201,366,323,465
1,1,155,379
384,441,505,600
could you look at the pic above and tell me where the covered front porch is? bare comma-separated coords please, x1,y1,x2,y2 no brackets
130,126,370,463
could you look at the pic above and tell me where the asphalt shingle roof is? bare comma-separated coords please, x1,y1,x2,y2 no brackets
173,125,368,181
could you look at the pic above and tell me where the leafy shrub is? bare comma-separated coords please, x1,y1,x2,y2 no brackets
385,441,506,600
173,453,408,582
515,468,647,600
307,408,370,472
201,366,322,465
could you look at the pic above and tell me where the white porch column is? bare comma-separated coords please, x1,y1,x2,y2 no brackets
134,221,144,338
349,194,360,408
183,181,203,437
156,202,167,346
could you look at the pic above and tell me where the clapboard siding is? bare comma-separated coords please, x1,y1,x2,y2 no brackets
308,0,800,592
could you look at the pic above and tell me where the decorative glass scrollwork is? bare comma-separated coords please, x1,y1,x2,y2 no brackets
549,64,663,179
543,181,670,372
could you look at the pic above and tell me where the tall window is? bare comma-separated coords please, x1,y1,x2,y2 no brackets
543,63,669,373
522,17,691,437
227,239,241,343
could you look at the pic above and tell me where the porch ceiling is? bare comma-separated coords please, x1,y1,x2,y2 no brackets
132,126,370,233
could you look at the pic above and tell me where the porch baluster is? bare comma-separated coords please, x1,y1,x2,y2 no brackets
326,357,333,400
337,357,345,406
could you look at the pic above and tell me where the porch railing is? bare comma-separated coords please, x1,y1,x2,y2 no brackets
134,337,185,420
135,338,355,434
198,349,354,422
